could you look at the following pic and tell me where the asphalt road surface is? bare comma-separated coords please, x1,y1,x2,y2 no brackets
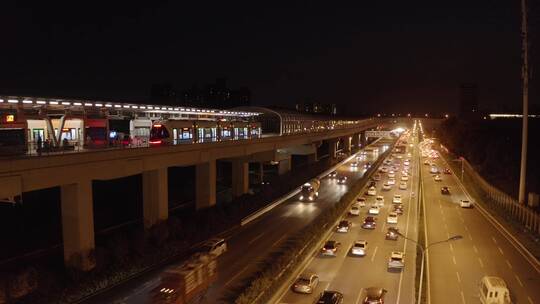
278,130,419,304
84,139,396,304
421,141,540,304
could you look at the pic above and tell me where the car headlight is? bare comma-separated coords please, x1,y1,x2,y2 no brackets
299,195,304,200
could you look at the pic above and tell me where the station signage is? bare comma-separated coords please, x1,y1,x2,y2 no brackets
365,130,391,138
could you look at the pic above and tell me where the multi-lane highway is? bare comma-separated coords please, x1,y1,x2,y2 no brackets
85,138,397,304
420,139,540,304
278,126,419,304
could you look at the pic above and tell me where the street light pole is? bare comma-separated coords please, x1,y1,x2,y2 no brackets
396,232,463,304
518,0,529,205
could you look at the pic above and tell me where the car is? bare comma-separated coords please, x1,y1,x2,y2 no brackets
388,171,395,178
349,205,361,216
337,176,347,184
363,287,387,304
368,205,380,215
368,181,377,188
351,162,359,168
441,186,450,195
362,216,377,229
356,197,367,207
367,186,377,196
321,240,341,256
423,160,431,165
373,174,381,181
393,204,404,215
404,161,410,166
401,175,409,181
316,290,344,304
460,199,472,208
364,162,372,169
292,273,319,294
337,220,351,232
382,182,391,191
387,178,396,185
387,212,398,224
328,171,337,178
392,194,402,204
350,240,368,256
430,165,439,174
380,167,389,173
401,170,409,176
443,168,451,174
200,238,227,256
375,195,384,206
434,175,442,181
399,182,407,190
388,251,405,269
386,227,399,240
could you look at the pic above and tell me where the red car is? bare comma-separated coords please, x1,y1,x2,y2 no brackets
443,168,451,174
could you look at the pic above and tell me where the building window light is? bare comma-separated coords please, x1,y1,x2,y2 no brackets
8,99,19,104
37,100,46,105
22,100,33,104
49,101,59,105
73,102,82,106
84,103,93,106
62,102,71,105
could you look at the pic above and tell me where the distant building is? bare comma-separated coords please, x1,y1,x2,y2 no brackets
181,78,250,109
150,83,177,104
459,83,479,119
296,102,337,115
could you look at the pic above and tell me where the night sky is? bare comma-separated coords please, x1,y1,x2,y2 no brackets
1,1,538,115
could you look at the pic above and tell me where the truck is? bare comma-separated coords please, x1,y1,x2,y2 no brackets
299,178,320,201
150,253,218,304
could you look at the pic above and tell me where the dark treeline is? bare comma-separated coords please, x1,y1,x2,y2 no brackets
435,118,540,198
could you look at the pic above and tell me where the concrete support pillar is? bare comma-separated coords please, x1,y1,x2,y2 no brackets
143,168,169,228
61,180,95,271
232,160,249,197
360,131,368,147
307,152,318,164
196,160,216,209
351,133,360,151
278,156,292,175
328,139,338,160
343,136,351,153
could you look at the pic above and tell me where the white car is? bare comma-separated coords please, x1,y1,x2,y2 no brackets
368,205,380,215
350,240,368,256
349,205,361,216
367,186,377,196
201,238,227,257
460,199,472,208
381,167,389,173
388,171,395,178
399,182,407,190
387,212,398,224
388,251,405,269
387,178,396,185
392,194,402,204
375,195,384,206
404,161,410,166
382,182,392,191
351,162,359,168
430,166,439,174
434,175,442,181
401,175,409,181
401,171,409,176
356,197,367,207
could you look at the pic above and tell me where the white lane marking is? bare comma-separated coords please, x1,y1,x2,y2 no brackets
473,245,478,254
355,288,364,304
324,282,330,290
225,265,250,286
460,291,466,304
515,274,524,287
449,243,454,253
371,246,378,262
528,296,534,304
506,260,513,269
381,221,386,232
498,247,504,256
456,271,461,283
272,234,288,248
492,236,497,244
478,258,484,268
452,256,457,265
463,225,469,231
468,233,473,241
249,232,265,245
447,232,451,239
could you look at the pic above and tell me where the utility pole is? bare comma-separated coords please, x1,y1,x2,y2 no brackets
518,0,529,205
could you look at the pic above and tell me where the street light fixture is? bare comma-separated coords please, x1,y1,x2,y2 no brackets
396,231,463,304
